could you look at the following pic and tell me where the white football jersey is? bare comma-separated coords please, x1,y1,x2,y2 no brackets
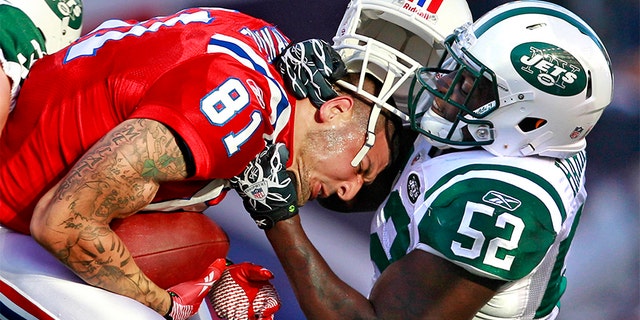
371,137,587,319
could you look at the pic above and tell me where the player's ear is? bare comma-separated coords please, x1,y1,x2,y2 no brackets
317,96,354,123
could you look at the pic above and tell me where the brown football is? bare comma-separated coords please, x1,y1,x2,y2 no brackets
111,211,229,289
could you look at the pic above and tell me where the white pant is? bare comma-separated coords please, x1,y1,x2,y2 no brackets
0,225,216,320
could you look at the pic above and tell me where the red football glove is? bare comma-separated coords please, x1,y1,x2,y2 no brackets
165,258,227,320
209,262,281,320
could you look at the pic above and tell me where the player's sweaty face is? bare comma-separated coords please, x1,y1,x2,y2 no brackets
293,123,390,206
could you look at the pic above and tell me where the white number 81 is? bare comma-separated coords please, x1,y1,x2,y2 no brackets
201,78,261,156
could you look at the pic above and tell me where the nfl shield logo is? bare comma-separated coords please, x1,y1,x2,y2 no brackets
570,127,584,139
248,181,268,201
250,188,265,199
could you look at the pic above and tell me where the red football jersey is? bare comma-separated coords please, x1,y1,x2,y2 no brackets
0,8,295,234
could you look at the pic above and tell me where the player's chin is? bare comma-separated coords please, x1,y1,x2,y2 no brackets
296,187,311,206
295,178,311,206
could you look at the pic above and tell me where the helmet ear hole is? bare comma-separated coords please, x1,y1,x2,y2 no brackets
586,70,593,99
518,117,548,132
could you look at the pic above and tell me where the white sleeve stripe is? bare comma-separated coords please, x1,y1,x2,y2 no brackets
207,34,291,141
420,170,564,233
208,34,272,78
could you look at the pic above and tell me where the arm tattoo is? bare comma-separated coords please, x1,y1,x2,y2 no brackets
46,119,187,309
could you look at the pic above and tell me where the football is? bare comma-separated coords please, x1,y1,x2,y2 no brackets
111,211,230,289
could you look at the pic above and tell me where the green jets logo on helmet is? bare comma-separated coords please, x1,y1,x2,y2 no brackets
511,42,587,96
44,0,83,30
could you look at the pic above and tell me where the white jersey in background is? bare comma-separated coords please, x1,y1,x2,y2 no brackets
371,137,587,319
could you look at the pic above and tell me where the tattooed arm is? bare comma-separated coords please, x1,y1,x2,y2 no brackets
30,118,187,316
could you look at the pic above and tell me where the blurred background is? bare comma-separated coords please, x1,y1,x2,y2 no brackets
79,1,639,319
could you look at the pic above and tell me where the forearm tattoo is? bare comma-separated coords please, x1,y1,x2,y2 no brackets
47,119,186,311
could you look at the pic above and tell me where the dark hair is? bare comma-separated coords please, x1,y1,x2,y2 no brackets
319,73,414,212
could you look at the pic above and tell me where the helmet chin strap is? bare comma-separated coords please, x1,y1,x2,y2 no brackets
351,105,380,167
519,131,554,156
350,72,395,167
420,107,466,149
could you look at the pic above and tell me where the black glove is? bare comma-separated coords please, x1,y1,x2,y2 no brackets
230,143,298,229
275,39,347,108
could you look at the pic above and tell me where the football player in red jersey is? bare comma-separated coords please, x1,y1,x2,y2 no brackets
0,7,400,320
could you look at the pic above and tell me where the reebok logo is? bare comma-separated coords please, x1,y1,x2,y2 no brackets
511,42,587,96
482,191,521,212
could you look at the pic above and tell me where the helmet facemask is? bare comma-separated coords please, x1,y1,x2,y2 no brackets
409,30,499,149
409,1,613,158
332,0,473,165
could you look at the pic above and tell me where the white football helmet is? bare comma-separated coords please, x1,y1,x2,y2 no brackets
3,0,83,53
332,0,472,165
411,0,614,158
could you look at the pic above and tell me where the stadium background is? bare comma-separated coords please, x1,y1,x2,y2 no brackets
79,1,639,319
